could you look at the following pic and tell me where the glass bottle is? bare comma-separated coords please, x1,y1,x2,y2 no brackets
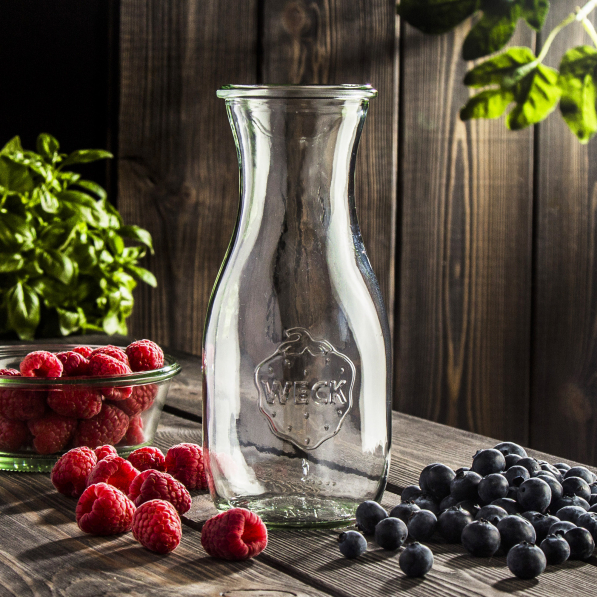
203,85,391,527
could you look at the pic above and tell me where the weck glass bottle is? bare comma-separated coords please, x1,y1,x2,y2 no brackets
203,85,392,527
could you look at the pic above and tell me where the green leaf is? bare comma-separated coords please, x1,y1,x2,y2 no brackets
463,4,520,61
38,187,60,213
521,0,549,31
464,47,536,87
69,242,98,271
61,149,113,167
0,156,34,193
507,64,561,129
102,311,121,335
460,88,515,120
7,282,40,340
38,249,75,285
107,230,125,255
398,0,480,34
36,133,60,161
1,136,23,155
118,225,154,253
126,264,157,287
75,179,107,200
0,252,24,273
559,46,597,143
59,191,110,228
55,307,81,335
0,213,36,250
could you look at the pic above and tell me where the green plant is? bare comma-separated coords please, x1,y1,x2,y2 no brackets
398,0,597,143
0,134,156,340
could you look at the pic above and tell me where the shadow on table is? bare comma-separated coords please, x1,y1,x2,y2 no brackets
444,553,505,570
317,548,397,573
492,577,538,592
2,493,75,526
19,535,110,561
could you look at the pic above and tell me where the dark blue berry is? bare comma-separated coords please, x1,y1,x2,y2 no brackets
472,449,506,476
555,505,588,525
497,515,536,552
475,505,508,526
461,520,501,556
517,457,542,477
455,467,470,474
413,493,440,515
398,542,433,577
494,442,527,458
561,477,591,502
539,463,563,484
506,486,519,500
490,497,521,515
355,500,388,535
540,534,570,565
407,509,437,542
455,500,481,517
517,478,551,513
534,473,563,503
553,463,571,472
564,527,595,560
505,454,522,469
418,463,443,492
422,464,455,501
338,530,367,558
507,542,546,579
504,465,530,486
591,503,597,513
531,514,560,543
478,473,509,504
565,466,595,485
552,495,590,513
439,495,459,512
374,517,408,550
578,511,597,543
521,511,542,523
401,484,423,502
450,470,482,502
390,501,420,524
438,506,473,543
549,521,577,536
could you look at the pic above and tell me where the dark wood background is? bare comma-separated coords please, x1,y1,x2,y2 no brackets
3,1,597,466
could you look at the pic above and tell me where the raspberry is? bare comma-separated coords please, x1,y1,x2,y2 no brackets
73,404,129,448
55,351,90,377
28,413,77,454
201,508,268,560
132,499,182,553
128,446,166,472
76,482,135,535
47,387,103,419
122,417,145,445
73,345,93,358
0,415,29,450
117,384,157,417
88,354,133,401
165,443,208,490
0,388,46,421
51,447,98,497
95,445,118,460
128,469,191,514
20,351,63,378
0,369,20,376
126,340,164,372
90,345,129,365
87,454,139,493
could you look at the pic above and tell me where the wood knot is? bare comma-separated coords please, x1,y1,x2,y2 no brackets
282,1,310,37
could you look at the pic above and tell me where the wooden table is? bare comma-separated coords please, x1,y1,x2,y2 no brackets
1,343,596,596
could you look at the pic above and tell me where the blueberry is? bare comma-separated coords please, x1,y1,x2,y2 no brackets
338,530,367,558
455,467,470,474
590,494,597,506
407,509,437,542
517,457,542,477
478,473,509,504
454,500,481,517
517,478,552,513
475,505,508,526
551,495,590,513
471,449,506,476
497,515,536,552
564,527,595,560
374,517,408,550
505,454,522,469
565,466,595,485
591,503,597,513
401,484,423,502
521,511,542,522
450,470,482,501
540,533,571,565
438,506,473,543
539,464,563,484
461,520,501,557
531,514,560,543
506,486,519,500
413,493,440,515
578,511,597,543
422,464,455,501
418,462,443,493
390,501,420,524
507,542,546,579
504,465,530,486
490,497,521,515
549,521,577,536
555,505,588,525
534,473,563,503
561,476,591,502
553,463,571,472
590,482,597,496
398,542,434,577
494,442,527,458
355,500,388,535
439,495,459,512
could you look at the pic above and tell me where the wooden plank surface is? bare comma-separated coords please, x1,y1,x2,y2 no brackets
396,20,534,443
531,2,597,466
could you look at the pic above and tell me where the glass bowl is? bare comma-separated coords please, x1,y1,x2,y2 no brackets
0,344,181,472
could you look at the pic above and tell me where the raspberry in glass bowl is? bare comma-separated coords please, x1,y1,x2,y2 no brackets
0,343,181,472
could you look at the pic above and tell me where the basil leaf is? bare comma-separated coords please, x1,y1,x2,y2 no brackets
398,0,480,34
61,149,113,166
126,264,157,287
38,249,75,285
463,4,520,61
75,179,107,200
7,282,40,340
36,133,60,161
461,88,515,120
69,242,98,271
521,0,549,31
102,310,121,335
464,47,536,87
559,46,597,144
1,136,23,155
0,252,24,273
55,307,81,335
38,187,60,213
0,155,34,193
107,230,125,255
0,213,36,250
118,225,154,253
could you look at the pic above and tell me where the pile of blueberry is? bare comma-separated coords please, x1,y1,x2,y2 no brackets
338,442,597,580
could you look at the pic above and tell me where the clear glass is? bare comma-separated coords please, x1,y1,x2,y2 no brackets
203,84,392,527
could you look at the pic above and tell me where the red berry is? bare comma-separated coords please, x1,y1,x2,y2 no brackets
73,404,129,449
95,445,118,460
117,384,158,417
20,351,63,378
89,345,129,365
0,369,20,376
0,415,29,450
128,469,191,514
76,482,136,535
51,447,98,497
0,388,46,421
28,413,77,454
126,340,164,372
201,508,268,560
122,417,145,445
55,351,90,377
47,387,103,419
128,446,166,472
88,354,133,401
132,499,181,553
73,346,93,358
165,443,208,490
87,454,139,493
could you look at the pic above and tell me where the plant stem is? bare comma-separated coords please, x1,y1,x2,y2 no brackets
582,18,597,48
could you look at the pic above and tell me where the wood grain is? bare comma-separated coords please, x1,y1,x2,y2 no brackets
396,20,534,442
260,0,398,333
117,0,257,356
531,2,597,465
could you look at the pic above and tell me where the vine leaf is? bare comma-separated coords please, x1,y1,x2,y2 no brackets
397,0,480,35
521,0,550,31
460,89,515,119
559,46,597,144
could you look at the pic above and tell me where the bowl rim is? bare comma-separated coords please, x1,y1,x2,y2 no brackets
0,344,182,387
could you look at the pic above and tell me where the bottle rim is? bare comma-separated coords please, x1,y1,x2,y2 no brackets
217,84,377,100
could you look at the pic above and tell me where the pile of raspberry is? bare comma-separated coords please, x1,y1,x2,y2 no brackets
50,442,268,558
0,340,164,454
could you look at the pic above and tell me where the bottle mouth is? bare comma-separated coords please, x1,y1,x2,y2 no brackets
217,84,377,100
